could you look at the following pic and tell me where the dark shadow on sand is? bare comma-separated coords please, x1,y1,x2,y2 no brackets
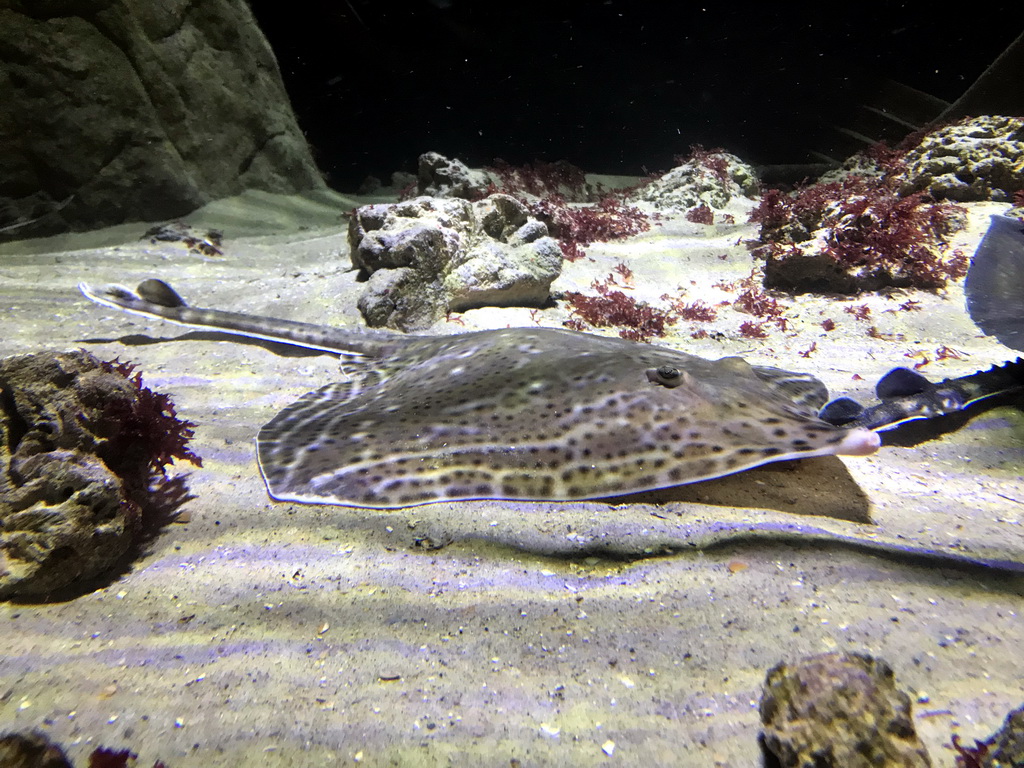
602,455,872,524
77,331,338,358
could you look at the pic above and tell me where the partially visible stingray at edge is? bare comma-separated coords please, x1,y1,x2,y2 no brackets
79,279,880,509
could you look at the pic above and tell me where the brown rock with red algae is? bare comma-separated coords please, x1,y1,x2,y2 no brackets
0,350,198,599
628,148,759,210
0,730,73,768
752,167,967,294
759,652,931,768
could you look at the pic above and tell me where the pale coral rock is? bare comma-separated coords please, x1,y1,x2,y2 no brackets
348,194,562,330
628,150,759,211
417,151,492,199
893,115,1024,201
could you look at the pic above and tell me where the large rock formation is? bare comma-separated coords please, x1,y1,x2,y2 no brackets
0,0,323,240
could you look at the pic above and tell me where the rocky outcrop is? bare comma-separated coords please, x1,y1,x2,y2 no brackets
893,115,1024,202
348,194,563,330
417,152,491,199
0,0,323,240
627,149,759,211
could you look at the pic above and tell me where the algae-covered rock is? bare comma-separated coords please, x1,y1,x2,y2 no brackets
0,350,199,599
893,115,1024,202
0,730,73,768
759,652,931,768
348,194,562,330
628,149,759,211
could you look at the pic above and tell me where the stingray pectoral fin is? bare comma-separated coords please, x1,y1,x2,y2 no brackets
834,427,881,456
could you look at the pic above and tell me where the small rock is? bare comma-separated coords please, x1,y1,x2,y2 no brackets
758,651,932,768
417,151,491,199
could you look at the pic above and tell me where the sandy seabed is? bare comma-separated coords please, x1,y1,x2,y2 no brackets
1,187,1021,767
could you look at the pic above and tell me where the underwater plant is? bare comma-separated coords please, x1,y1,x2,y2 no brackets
531,193,652,261
97,358,202,485
564,271,677,342
675,144,737,186
738,320,769,339
748,148,968,292
482,159,652,261
564,288,677,343
486,158,592,201
733,286,784,320
951,733,989,768
685,203,715,224
663,298,718,322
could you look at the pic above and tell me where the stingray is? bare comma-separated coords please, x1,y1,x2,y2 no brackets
79,279,880,508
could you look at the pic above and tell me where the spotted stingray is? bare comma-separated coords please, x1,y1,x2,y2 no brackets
79,279,880,508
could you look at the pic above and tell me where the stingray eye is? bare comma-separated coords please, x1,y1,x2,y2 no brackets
646,365,683,387
658,365,680,379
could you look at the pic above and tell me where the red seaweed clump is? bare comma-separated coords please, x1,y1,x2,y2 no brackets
678,144,734,184
483,159,651,261
733,287,784,319
664,298,717,322
685,203,715,225
532,194,651,261
97,359,202,485
564,274,678,342
749,143,967,292
564,290,676,342
486,158,592,201
823,188,967,289
738,321,769,339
